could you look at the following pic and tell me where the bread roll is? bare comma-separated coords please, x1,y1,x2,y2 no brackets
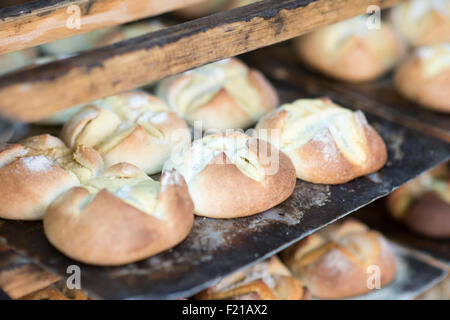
197,256,309,300
0,134,103,220
391,0,450,47
394,43,450,113
282,220,397,299
294,15,406,83
387,164,450,239
156,58,279,130
164,131,296,218
61,90,191,174
254,98,387,184
44,164,194,266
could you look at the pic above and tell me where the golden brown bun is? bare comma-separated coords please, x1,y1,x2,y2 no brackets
156,58,279,130
282,220,397,299
44,164,194,266
294,15,406,83
391,0,450,47
394,44,450,113
254,98,387,184
61,90,191,174
0,135,103,220
196,256,310,300
387,164,450,239
164,131,296,218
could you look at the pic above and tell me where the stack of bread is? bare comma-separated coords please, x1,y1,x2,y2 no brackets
293,0,450,113
0,53,388,267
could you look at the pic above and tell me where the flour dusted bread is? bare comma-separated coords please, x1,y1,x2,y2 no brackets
156,58,279,130
387,164,450,239
254,98,387,184
394,43,450,113
61,90,190,174
0,134,103,220
164,131,296,218
44,163,194,266
294,15,406,83
391,0,450,47
282,220,397,299
196,256,309,300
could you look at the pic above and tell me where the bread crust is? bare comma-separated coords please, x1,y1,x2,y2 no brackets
255,98,387,184
387,164,450,239
294,19,406,83
0,135,103,220
44,167,194,266
282,220,397,299
196,257,309,300
391,2,450,47
61,91,190,174
167,132,296,218
157,58,279,130
394,52,450,113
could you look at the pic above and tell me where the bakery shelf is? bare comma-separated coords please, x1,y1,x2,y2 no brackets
0,0,403,122
0,0,204,55
0,80,448,299
0,244,60,299
246,44,450,143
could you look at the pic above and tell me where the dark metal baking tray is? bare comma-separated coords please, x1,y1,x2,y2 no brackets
0,75,449,300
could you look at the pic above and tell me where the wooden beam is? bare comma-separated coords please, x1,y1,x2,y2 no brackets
0,0,403,122
0,0,205,55
0,244,60,299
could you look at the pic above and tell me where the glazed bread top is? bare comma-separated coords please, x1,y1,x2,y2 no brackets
156,58,278,129
61,90,190,174
2,134,103,184
62,90,172,149
256,98,370,167
415,43,450,78
197,256,307,300
165,132,269,184
301,15,404,69
81,163,179,219
391,0,450,46
285,220,390,270
211,257,293,294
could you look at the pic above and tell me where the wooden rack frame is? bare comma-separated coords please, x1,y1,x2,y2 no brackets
0,0,205,55
0,0,402,122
